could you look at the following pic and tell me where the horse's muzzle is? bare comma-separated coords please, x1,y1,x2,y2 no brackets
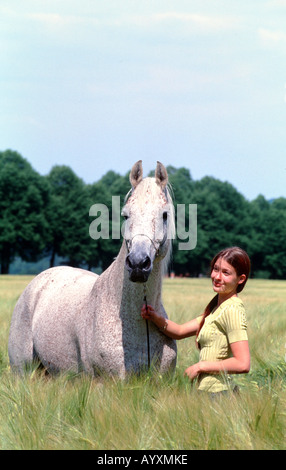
125,253,152,283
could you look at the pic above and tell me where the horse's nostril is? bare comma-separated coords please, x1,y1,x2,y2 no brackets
141,257,151,271
125,254,151,273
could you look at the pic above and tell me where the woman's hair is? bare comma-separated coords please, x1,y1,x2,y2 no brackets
196,246,251,346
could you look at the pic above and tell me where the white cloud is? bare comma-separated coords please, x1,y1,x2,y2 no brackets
149,12,240,32
27,12,101,27
25,10,240,34
266,0,286,6
28,13,77,25
258,28,286,44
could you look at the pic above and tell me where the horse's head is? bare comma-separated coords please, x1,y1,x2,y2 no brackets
122,161,175,283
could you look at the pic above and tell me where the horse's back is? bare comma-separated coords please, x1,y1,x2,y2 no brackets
8,266,98,373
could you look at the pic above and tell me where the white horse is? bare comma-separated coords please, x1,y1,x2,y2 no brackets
8,161,177,378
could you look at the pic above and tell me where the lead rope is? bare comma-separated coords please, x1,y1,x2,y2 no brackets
143,284,150,370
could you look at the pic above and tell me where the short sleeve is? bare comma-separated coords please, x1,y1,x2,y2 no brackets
218,303,248,344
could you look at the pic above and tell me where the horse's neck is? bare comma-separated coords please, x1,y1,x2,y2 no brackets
97,242,163,313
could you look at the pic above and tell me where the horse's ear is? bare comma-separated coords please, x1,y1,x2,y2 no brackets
130,160,143,188
155,161,168,189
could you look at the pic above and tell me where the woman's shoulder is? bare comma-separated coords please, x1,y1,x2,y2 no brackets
218,297,246,317
217,297,247,329
220,296,244,310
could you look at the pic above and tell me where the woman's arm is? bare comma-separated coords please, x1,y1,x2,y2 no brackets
141,304,199,340
184,340,250,379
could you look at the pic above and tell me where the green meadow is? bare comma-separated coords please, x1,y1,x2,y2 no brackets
0,275,285,450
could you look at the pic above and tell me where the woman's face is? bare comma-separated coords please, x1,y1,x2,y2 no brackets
211,257,246,297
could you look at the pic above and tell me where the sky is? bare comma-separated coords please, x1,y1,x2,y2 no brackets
1,0,286,201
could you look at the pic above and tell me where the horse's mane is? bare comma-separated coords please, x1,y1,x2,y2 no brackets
162,181,175,275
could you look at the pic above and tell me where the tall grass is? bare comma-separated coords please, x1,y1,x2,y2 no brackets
0,275,285,450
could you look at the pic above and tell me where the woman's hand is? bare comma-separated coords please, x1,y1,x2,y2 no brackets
184,363,201,380
141,306,200,340
141,304,167,331
141,304,156,320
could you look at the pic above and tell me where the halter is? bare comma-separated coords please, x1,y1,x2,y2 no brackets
125,233,168,371
125,233,167,257
143,283,150,370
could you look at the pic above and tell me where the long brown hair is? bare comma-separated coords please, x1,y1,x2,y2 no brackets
196,247,251,346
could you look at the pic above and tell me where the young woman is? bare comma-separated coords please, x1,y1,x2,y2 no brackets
141,246,251,394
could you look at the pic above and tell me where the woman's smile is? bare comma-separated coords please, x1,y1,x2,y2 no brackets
213,280,223,287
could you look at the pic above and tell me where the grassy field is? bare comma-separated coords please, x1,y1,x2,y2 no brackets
0,275,285,450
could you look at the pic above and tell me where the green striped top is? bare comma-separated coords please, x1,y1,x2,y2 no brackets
196,296,248,393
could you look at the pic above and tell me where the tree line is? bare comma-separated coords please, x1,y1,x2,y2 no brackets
1,149,285,279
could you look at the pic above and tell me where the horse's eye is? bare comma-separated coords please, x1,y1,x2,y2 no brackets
121,210,129,221
163,212,168,222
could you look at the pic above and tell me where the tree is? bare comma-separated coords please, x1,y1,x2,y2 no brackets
179,176,250,276
3,150,285,279
86,180,111,271
262,198,286,278
167,167,195,274
87,170,131,271
45,165,91,268
0,150,50,274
